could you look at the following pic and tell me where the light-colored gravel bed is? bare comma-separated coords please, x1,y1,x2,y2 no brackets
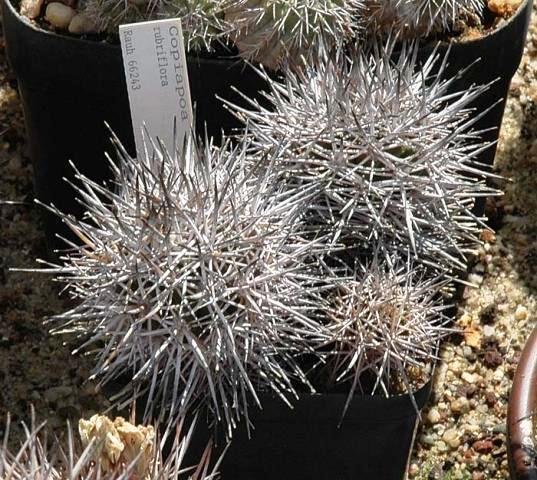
410,4,537,479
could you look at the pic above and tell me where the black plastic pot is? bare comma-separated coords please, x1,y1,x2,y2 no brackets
179,383,431,480
507,327,537,480
422,0,532,166
1,0,270,253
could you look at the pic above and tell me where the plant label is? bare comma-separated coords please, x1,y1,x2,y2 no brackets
119,18,193,157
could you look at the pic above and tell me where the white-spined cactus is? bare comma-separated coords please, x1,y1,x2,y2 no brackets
32,134,328,437
363,0,485,37
222,0,364,69
0,411,219,480
317,254,450,415
228,42,499,275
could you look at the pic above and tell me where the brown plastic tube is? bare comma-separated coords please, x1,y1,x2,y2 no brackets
508,327,537,480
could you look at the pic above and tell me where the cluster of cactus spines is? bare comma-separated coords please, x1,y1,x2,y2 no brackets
0,411,219,480
363,0,485,37
222,0,364,69
319,254,450,414
80,0,225,51
228,41,499,275
32,133,330,437
63,0,486,66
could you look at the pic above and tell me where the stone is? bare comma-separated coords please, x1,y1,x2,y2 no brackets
437,440,449,452
408,463,419,477
468,273,483,286
479,304,497,324
427,407,441,424
45,3,76,29
492,423,507,434
419,434,437,446
483,349,503,369
68,14,98,34
442,429,461,449
488,0,523,16
463,346,476,360
451,397,470,414
472,439,493,454
464,326,481,348
515,305,528,321
483,325,496,338
493,367,505,383
20,0,44,19
480,229,496,243
462,371,477,384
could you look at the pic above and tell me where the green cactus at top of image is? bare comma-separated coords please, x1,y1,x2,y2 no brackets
222,0,364,68
79,0,225,51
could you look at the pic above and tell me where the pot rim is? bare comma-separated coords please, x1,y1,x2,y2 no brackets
508,327,537,480
1,0,244,67
3,0,532,52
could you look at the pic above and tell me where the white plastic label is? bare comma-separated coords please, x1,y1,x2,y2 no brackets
119,18,193,156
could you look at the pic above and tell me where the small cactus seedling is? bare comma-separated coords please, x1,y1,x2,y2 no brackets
228,42,499,275
318,254,450,415
31,133,328,437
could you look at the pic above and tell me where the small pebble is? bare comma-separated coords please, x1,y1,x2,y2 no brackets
468,273,484,286
68,14,98,34
20,0,44,19
442,429,461,449
483,325,496,338
463,346,475,360
492,423,507,434
427,408,441,424
515,305,528,321
408,463,419,477
493,367,505,382
45,2,76,29
451,397,470,414
420,434,437,446
472,439,493,454
479,304,497,324
437,440,449,453
462,372,477,384
483,349,503,368
487,0,523,16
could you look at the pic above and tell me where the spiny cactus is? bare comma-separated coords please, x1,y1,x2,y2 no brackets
363,0,485,37
228,42,499,275
318,253,450,415
79,0,225,51
223,0,364,69
31,133,328,437
0,411,219,480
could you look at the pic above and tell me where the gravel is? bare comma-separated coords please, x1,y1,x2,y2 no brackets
410,4,537,478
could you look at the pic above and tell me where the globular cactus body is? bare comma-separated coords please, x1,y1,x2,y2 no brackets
80,0,225,51
320,255,450,414
33,134,327,436
223,0,364,68
228,42,499,275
